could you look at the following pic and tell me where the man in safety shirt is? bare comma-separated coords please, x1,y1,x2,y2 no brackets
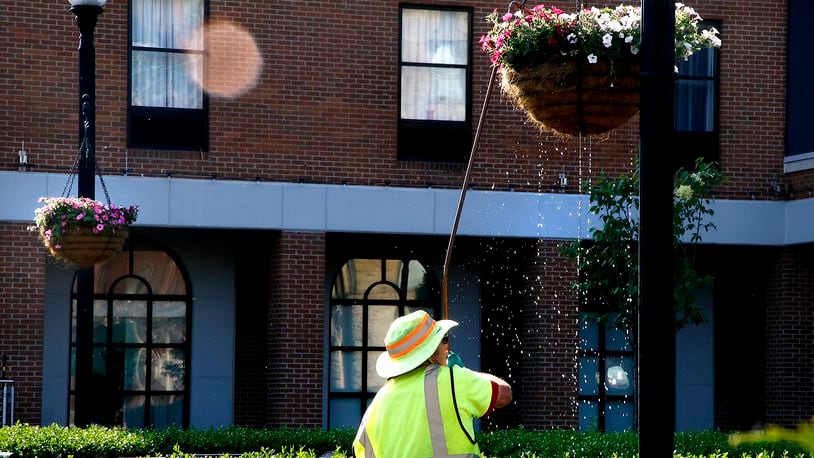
353,310,512,457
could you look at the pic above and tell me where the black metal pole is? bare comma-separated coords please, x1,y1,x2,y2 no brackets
638,0,676,455
71,3,103,428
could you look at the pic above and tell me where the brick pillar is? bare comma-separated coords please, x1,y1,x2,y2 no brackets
267,231,325,427
518,239,579,429
765,246,814,426
0,223,45,424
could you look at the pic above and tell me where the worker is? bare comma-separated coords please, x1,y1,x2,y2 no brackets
353,310,512,457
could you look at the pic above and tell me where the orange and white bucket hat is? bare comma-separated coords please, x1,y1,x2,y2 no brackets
376,310,458,379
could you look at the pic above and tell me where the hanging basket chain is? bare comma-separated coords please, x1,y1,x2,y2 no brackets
61,100,113,207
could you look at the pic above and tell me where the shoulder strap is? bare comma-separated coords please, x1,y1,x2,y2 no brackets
449,365,477,445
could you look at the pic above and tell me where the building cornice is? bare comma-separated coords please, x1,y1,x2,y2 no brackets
0,171,795,245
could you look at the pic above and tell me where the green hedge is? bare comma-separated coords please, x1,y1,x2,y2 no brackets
0,424,810,458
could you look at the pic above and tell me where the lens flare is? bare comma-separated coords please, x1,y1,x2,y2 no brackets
186,19,263,98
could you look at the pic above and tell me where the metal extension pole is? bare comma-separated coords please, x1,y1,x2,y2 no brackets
442,65,499,320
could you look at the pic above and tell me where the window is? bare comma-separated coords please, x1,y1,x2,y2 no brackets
787,1,814,158
398,5,472,162
69,238,192,428
129,0,208,151
328,258,437,428
673,21,720,171
578,313,635,432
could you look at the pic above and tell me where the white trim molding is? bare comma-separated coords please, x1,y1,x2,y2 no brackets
0,171,804,246
784,151,814,173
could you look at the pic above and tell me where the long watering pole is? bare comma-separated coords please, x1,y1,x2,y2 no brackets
442,65,499,320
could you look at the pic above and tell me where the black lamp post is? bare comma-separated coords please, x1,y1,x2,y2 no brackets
68,0,106,428
638,0,676,455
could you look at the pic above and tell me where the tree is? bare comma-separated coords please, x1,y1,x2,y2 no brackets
559,157,723,350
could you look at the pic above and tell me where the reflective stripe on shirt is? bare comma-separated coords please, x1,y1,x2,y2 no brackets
357,427,376,458
424,365,478,458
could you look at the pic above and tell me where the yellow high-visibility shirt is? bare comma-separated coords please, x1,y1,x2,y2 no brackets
353,364,494,458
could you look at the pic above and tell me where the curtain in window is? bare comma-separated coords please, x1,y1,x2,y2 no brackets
401,9,468,121
131,0,204,109
675,47,715,131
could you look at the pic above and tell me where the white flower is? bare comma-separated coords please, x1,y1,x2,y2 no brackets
630,46,639,55
675,185,693,200
624,35,633,43
587,54,598,64
602,33,613,47
567,33,578,44
702,28,722,47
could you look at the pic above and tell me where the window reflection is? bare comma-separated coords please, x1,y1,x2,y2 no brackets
578,311,636,432
153,301,186,344
328,257,438,428
86,250,186,295
70,238,190,428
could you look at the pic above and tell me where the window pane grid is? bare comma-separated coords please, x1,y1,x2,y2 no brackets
69,242,190,428
399,5,471,132
577,311,635,432
328,257,438,428
129,0,207,148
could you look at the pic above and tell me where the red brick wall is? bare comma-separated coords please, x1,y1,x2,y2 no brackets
0,0,791,200
517,239,580,429
765,246,814,426
0,223,46,424
266,231,325,427
698,0,789,199
1,0,809,430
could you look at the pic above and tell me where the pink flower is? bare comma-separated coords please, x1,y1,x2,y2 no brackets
502,12,514,22
76,213,86,221
96,224,105,232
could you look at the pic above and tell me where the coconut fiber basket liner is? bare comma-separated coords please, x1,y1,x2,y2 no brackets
43,228,127,267
501,59,641,136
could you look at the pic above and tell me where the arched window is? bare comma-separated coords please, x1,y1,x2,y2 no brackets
328,258,437,428
69,237,192,428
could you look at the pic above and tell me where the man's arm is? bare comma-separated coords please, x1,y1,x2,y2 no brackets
478,372,513,409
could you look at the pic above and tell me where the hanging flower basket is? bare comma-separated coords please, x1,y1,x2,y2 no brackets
480,3,721,136
30,197,138,267
44,228,129,267
501,58,640,136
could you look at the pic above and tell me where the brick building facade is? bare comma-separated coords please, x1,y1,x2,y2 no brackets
1,0,812,432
